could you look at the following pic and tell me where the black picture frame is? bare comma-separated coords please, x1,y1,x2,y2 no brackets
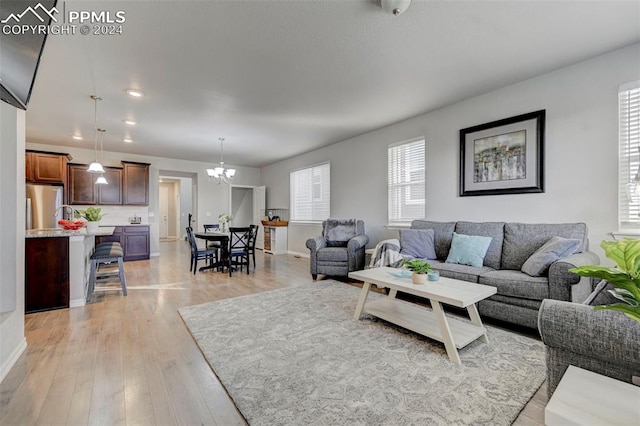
459,110,545,197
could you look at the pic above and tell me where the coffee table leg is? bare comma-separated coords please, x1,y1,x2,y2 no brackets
353,282,371,320
431,300,461,364
388,288,397,299
467,304,488,343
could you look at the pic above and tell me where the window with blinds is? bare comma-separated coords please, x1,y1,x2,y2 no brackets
619,81,640,228
388,138,425,225
290,162,330,222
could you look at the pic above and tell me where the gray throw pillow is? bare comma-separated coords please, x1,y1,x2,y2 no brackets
521,236,581,277
399,229,437,260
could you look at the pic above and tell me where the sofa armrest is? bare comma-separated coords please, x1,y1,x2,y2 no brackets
548,251,600,301
539,299,640,366
347,235,369,253
306,236,326,254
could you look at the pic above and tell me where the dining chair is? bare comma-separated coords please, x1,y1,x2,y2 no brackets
203,223,223,251
203,224,220,232
228,227,251,276
186,227,217,274
248,224,259,270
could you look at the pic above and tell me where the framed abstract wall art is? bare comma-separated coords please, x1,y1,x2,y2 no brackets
459,110,545,196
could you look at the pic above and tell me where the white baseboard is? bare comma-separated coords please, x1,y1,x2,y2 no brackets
0,337,27,384
69,298,86,308
288,250,310,258
150,252,160,257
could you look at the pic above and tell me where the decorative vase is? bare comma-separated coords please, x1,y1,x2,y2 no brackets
412,273,427,284
221,223,227,233
86,221,99,234
428,271,440,281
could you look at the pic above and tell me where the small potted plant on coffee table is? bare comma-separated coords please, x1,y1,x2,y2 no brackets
401,259,435,284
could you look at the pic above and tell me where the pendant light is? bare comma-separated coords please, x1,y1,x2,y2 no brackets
206,137,236,184
87,95,105,173
95,129,108,185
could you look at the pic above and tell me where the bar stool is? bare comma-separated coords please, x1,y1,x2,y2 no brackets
87,242,127,302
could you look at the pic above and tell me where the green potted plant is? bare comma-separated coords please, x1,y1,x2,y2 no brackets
75,207,105,234
401,259,435,284
570,239,640,324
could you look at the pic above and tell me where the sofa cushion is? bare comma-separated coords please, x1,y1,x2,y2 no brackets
521,236,581,277
479,270,549,301
501,223,589,270
399,229,437,260
445,232,492,268
317,247,349,262
455,221,505,269
410,220,455,260
429,260,494,283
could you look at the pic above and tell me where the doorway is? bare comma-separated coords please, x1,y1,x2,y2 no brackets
230,185,265,249
158,172,197,242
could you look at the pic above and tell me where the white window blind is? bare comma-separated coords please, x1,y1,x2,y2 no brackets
290,163,330,222
619,81,640,228
388,139,425,225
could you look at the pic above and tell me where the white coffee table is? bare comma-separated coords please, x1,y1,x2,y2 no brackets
545,366,640,425
348,266,497,364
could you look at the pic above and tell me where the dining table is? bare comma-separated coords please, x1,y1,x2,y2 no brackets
194,231,230,272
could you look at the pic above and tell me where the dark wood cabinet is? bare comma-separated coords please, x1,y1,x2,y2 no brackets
124,226,150,261
26,151,69,184
25,237,69,313
96,226,149,261
98,167,123,205
122,162,150,206
67,164,97,205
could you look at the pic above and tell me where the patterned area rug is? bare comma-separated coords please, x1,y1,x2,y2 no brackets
179,281,545,425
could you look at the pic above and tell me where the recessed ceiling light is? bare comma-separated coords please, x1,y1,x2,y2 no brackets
124,120,137,125
72,135,83,140
126,89,144,98
123,138,133,143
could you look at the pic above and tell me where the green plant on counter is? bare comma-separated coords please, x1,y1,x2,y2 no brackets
570,239,640,324
75,207,105,222
401,259,434,275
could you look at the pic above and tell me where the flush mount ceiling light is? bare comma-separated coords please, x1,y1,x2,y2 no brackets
95,129,108,185
72,135,83,140
381,0,411,16
123,137,133,143
206,137,236,185
87,95,106,174
126,89,144,98
123,120,136,125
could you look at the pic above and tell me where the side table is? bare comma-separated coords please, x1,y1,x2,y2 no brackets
545,365,640,425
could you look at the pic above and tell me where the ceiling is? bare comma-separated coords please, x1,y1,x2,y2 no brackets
24,0,640,168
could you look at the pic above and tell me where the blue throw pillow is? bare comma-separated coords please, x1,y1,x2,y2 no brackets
400,229,437,260
445,232,492,268
521,236,581,277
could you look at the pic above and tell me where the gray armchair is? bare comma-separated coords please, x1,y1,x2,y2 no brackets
306,219,368,280
538,289,640,395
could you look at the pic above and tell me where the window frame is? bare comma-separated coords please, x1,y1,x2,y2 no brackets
387,137,426,227
618,81,640,230
290,162,331,223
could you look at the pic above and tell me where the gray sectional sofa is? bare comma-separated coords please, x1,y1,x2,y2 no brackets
410,220,599,329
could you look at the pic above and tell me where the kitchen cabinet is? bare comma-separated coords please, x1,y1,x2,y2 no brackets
122,161,150,205
98,167,123,205
124,226,150,261
67,163,97,205
26,150,69,184
25,237,69,313
96,226,150,261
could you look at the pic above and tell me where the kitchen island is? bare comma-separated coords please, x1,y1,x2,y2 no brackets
25,226,115,313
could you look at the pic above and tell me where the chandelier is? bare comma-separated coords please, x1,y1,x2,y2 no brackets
87,95,105,173
206,137,236,184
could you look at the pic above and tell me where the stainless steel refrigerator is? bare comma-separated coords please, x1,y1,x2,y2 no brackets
26,184,64,229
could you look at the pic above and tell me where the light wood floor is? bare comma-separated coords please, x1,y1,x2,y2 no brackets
0,240,547,425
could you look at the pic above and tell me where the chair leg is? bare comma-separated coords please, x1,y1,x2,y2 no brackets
252,252,256,271
87,259,97,302
312,274,317,281
118,257,127,296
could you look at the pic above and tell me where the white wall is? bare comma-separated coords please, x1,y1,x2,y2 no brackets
0,102,27,383
26,142,262,255
262,43,640,260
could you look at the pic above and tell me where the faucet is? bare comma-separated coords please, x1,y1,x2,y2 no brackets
54,205,76,221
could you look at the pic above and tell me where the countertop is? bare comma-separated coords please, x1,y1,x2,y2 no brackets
26,227,116,239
